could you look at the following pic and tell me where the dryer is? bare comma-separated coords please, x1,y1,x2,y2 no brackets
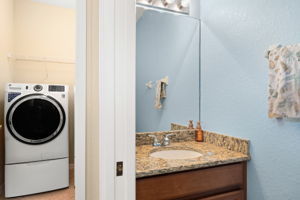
4,83,69,198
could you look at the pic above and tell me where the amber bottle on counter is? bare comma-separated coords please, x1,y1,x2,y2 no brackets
196,121,203,142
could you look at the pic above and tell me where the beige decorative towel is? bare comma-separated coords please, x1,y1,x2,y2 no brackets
266,44,300,118
155,76,168,109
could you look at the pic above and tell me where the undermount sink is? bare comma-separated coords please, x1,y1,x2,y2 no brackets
150,149,202,160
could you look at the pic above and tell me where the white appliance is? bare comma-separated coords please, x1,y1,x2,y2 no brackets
4,83,69,198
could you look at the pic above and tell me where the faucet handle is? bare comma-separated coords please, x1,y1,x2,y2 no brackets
162,133,175,146
164,133,175,138
148,134,161,147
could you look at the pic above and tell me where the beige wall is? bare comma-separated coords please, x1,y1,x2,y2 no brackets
0,0,103,198
12,0,75,164
0,0,14,193
86,0,99,199
0,0,76,195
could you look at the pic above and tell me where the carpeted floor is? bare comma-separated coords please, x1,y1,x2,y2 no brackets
0,169,74,200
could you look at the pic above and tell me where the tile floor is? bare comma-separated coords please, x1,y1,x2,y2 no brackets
0,169,74,200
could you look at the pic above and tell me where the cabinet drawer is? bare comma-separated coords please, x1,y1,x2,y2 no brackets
136,162,246,200
198,190,243,200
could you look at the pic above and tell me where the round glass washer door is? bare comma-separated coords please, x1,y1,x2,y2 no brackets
6,94,66,145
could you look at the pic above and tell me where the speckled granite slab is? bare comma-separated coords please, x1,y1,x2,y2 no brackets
170,123,189,130
204,131,250,155
136,141,250,178
170,123,250,155
136,129,196,146
137,128,249,155
136,124,250,178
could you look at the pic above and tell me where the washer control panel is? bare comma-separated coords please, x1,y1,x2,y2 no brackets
6,83,67,94
33,85,43,92
48,85,65,92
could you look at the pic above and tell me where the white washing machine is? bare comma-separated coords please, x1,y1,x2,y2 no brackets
4,83,69,198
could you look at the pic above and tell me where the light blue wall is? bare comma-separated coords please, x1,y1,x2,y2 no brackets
200,0,300,199
136,10,200,132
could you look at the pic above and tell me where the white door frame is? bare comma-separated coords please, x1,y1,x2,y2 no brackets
75,0,86,199
75,0,136,199
99,0,136,200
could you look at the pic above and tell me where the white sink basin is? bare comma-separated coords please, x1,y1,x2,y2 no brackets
150,150,202,160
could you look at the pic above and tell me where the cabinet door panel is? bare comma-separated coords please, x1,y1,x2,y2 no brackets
198,190,243,200
137,163,246,200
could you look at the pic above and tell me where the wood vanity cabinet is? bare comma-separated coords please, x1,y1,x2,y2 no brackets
197,190,243,200
136,162,247,200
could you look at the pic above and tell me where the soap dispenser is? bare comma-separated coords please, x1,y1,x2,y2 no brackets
196,121,203,142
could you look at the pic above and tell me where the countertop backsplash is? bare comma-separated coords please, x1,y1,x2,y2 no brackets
137,123,250,156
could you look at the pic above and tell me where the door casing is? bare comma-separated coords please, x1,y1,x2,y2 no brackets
76,0,136,199
99,0,136,200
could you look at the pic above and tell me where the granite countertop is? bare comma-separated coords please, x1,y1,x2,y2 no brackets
136,141,250,178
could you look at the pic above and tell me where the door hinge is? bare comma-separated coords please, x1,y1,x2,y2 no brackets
116,161,123,176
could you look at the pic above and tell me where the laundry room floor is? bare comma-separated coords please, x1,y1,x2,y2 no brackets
0,168,74,200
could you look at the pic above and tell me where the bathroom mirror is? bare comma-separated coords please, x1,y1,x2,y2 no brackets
136,7,200,132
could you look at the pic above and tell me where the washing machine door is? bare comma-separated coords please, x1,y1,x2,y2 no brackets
6,94,66,145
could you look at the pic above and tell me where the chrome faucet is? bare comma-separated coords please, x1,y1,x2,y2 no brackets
148,135,161,146
148,134,175,147
161,134,174,146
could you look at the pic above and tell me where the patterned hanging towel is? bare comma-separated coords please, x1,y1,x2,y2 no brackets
154,76,168,110
265,44,300,118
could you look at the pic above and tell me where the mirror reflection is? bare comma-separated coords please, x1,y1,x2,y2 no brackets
136,7,200,132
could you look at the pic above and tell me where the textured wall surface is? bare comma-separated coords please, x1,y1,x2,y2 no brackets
0,0,14,193
86,0,99,198
200,0,300,199
136,10,200,132
13,0,75,164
